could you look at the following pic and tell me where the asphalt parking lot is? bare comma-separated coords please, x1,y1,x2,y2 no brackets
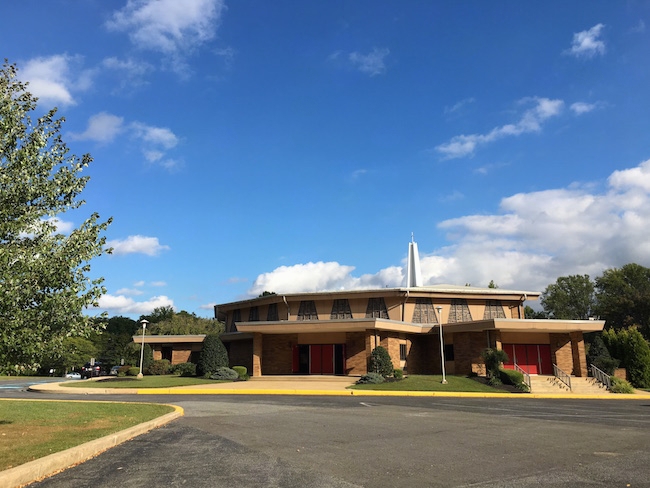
22,394,650,487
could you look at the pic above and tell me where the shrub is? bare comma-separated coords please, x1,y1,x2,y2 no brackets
593,356,620,375
127,367,140,376
356,372,385,384
610,376,635,394
393,368,403,380
210,367,239,381
197,334,229,377
146,359,171,375
481,348,509,378
232,366,249,380
499,368,529,392
117,365,131,377
369,346,394,377
488,375,502,387
622,328,650,389
172,362,197,377
588,335,619,374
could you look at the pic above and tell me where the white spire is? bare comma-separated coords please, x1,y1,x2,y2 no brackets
406,236,422,288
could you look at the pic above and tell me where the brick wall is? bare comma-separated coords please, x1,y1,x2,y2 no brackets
345,332,369,375
407,335,437,374
380,332,401,370
228,340,253,374
262,334,297,375
551,333,573,374
454,332,487,375
252,333,262,377
570,331,587,377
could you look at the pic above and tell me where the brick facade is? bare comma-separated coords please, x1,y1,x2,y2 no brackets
551,333,573,374
228,340,254,374
345,332,369,375
454,332,488,375
262,334,298,375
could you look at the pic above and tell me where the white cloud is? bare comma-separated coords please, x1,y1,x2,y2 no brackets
130,122,179,148
107,0,226,74
151,281,167,287
20,55,91,106
45,218,75,234
96,294,174,315
570,101,604,115
445,97,475,115
106,235,170,256
566,24,606,58
115,287,145,296
200,303,216,310
349,48,390,76
69,112,125,143
246,158,650,295
436,97,564,159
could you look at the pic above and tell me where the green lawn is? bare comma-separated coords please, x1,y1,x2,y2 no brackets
62,375,230,389
349,375,508,392
0,399,174,471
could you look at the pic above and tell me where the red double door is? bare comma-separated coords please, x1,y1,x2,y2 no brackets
292,344,346,375
502,344,553,375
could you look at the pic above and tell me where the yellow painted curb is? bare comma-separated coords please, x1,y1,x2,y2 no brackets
0,401,183,488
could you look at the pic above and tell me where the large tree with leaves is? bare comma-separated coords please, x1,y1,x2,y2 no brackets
0,62,111,374
595,263,650,339
540,274,595,320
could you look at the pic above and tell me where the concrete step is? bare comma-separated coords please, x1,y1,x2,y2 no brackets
528,375,610,394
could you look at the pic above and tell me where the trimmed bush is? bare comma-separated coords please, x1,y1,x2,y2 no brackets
499,368,529,392
172,362,197,377
210,367,239,381
146,359,171,375
117,365,131,377
232,366,249,380
610,376,635,394
197,334,229,377
393,368,403,380
369,346,394,377
127,367,140,376
356,372,385,384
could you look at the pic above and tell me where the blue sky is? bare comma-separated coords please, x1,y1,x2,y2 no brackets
3,1,650,317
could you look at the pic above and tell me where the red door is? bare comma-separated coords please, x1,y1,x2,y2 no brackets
538,344,553,375
321,345,334,374
502,344,516,370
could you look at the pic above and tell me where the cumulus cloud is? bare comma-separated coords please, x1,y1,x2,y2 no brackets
20,54,93,106
436,97,564,159
106,235,170,256
96,294,174,315
107,0,226,74
69,112,125,143
565,24,606,58
129,122,181,169
115,287,144,296
570,101,604,115
246,158,650,295
348,48,390,76
445,97,476,115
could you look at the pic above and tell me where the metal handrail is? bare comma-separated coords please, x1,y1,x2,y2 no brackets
553,364,572,391
590,364,612,390
514,363,531,390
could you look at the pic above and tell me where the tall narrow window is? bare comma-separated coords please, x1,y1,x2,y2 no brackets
399,343,407,360
448,299,472,323
298,300,319,320
231,309,241,332
248,306,259,321
330,299,352,319
266,303,279,321
366,297,389,319
412,297,438,324
483,300,506,319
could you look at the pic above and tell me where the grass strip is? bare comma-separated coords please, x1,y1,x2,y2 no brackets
62,375,230,389
349,375,507,392
0,399,173,470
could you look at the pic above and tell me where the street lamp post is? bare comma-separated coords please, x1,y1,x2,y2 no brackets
138,319,149,379
436,306,447,384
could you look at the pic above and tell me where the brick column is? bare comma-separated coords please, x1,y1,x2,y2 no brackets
570,331,587,377
252,333,263,377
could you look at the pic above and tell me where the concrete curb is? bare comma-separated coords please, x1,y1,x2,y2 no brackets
0,402,183,488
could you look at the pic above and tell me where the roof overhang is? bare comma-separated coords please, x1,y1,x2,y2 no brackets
235,318,433,334
438,318,606,334
132,334,206,345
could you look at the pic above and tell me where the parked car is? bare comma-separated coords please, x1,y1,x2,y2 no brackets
110,365,121,376
64,372,81,380
81,362,106,378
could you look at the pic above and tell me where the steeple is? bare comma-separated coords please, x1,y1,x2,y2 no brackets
406,234,423,288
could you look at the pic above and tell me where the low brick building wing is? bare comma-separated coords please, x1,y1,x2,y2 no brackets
211,286,604,378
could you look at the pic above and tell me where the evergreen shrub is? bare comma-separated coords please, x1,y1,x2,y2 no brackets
197,334,229,377
127,367,140,376
369,346,394,377
146,359,171,375
356,372,385,384
232,366,249,380
610,376,635,394
210,367,239,381
393,368,403,380
172,362,196,377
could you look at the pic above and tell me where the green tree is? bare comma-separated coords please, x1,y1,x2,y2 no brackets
595,263,650,339
481,348,509,378
488,280,498,289
140,306,175,324
369,346,394,377
524,306,547,319
586,334,619,375
540,275,595,320
197,334,228,376
148,311,224,335
0,62,111,374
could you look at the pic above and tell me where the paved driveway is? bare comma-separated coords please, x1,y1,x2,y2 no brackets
29,395,650,487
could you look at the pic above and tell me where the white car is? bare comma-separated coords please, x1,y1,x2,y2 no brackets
64,372,81,380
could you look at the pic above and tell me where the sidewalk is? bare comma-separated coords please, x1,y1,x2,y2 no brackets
28,375,650,399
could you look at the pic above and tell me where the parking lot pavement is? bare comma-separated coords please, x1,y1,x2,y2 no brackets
29,396,650,487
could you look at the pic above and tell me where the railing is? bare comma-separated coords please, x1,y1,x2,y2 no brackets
590,364,612,390
514,364,531,391
553,364,572,391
